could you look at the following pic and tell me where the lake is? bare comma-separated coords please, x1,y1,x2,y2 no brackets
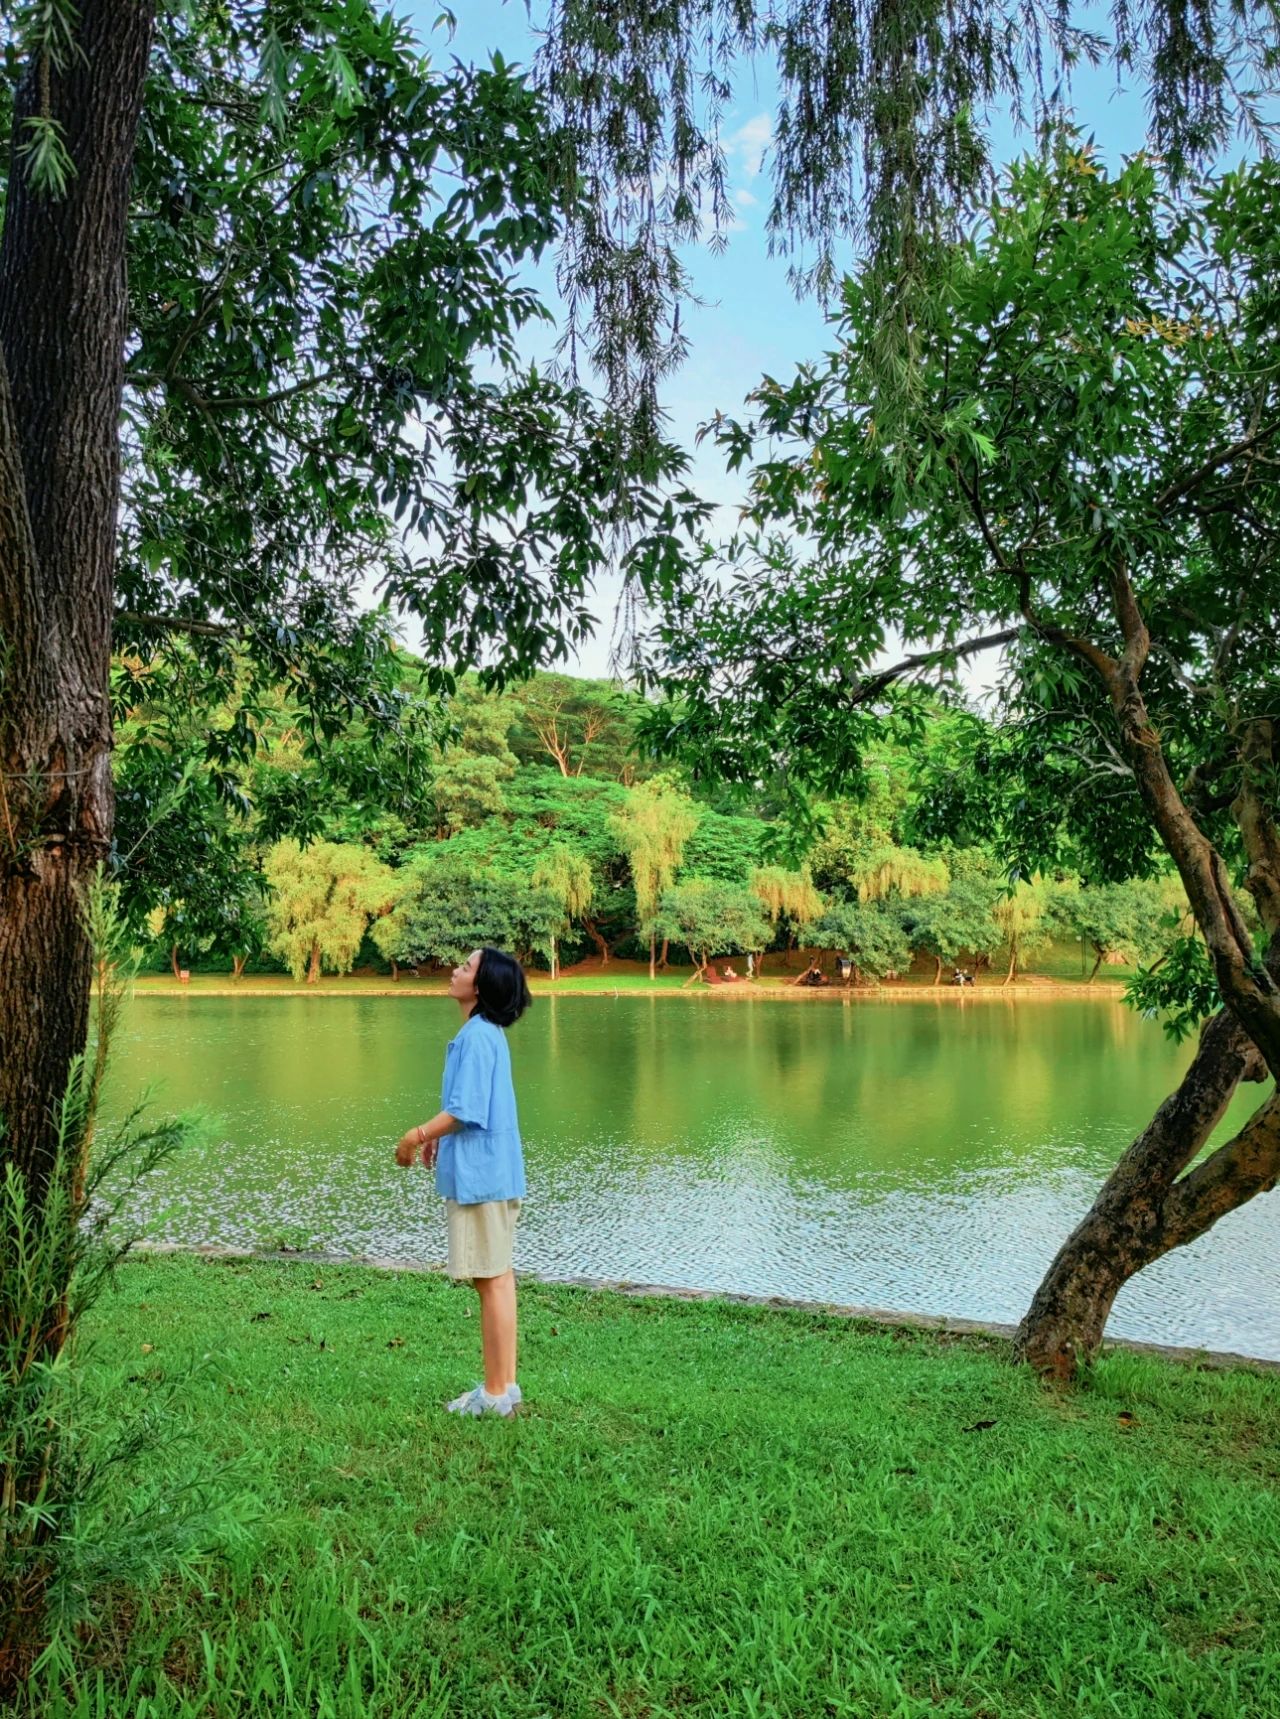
110,993,1280,1358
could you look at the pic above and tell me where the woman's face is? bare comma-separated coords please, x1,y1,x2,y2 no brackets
450,949,482,1006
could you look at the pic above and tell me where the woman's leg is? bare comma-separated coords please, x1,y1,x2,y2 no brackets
474,1269,517,1396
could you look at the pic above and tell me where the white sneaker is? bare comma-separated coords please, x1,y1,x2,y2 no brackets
445,1384,516,1418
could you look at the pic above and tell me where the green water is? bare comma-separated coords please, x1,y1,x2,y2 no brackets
111,994,1279,1357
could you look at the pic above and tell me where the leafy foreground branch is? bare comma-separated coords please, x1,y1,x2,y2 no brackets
20,1251,1280,1719
1,883,212,1700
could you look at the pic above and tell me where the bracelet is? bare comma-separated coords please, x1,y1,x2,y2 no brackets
415,1124,427,1148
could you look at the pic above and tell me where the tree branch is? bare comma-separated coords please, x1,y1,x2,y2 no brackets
1155,420,1280,512
1233,718,1280,936
127,367,339,412
114,609,233,640
1162,1087,1280,1251
847,626,1022,702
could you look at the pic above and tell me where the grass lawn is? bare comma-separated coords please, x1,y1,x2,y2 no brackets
38,1253,1280,1719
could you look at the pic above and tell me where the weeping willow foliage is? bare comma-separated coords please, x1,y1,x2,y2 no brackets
994,878,1054,980
532,846,595,921
263,839,397,981
853,843,949,903
538,0,1279,432
749,864,823,926
609,783,701,921
532,846,596,976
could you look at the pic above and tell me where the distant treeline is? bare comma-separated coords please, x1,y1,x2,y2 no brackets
114,661,1199,983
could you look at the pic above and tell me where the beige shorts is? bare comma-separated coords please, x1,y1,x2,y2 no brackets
445,1198,521,1281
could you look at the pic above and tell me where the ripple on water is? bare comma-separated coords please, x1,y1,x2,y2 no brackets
111,996,1280,1358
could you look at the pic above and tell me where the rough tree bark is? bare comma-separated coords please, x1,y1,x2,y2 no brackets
1013,1005,1272,1376
0,2,156,1205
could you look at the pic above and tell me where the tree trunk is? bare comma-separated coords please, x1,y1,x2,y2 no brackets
1014,585,1280,1378
389,958,399,982
170,943,182,981
307,941,321,984
0,9,156,1698
658,936,669,970
1015,1006,1273,1377
1003,944,1017,986
0,2,156,1210
1087,946,1104,984
582,916,609,965
933,954,943,986
649,930,656,980
232,954,247,980
1073,565,1280,1075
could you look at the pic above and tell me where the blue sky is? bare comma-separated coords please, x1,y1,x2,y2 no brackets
401,3,1245,676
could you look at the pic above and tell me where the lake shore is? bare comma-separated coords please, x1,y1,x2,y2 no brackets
136,1240,1280,1373
133,967,1135,1001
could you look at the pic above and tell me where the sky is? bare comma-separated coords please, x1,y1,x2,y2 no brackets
398,2,1239,679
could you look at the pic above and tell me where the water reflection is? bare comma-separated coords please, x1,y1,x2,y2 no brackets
108,994,1280,1358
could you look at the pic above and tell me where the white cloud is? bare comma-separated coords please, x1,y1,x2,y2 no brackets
733,187,758,209
728,112,772,179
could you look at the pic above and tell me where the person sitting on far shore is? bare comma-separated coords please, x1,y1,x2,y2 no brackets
721,964,741,982
792,957,829,987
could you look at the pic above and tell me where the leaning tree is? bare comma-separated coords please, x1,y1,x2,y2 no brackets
638,141,1280,1375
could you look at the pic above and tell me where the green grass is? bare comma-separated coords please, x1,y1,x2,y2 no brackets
33,1253,1280,1719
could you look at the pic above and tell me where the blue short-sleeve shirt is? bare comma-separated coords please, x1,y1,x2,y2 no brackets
435,1013,526,1205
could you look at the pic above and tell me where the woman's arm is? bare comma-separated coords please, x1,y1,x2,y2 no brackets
394,1110,460,1168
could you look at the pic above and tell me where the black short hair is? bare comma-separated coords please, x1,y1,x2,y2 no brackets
474,948,533,1028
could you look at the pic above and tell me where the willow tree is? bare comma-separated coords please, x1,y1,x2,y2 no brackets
610,779,701,976
851,843,949,905
644,143,1280,1376
532,845,594,978
749,864,823,972
994,881,1052,986
263,839,396,983
538,1,1279,432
